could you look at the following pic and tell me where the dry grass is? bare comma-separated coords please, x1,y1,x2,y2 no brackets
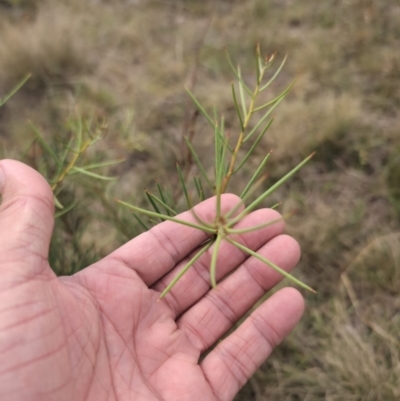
1,0,400,399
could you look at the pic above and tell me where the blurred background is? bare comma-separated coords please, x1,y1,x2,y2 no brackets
0,0,400,399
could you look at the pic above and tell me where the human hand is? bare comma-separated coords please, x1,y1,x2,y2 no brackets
0,159,304,401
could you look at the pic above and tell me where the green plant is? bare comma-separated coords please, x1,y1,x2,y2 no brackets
116,45,316,298
0,74,31,107
28,118,122,215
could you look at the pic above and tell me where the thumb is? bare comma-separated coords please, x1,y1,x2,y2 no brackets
0,159,55,275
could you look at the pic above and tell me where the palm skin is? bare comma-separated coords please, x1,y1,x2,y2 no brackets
0,160,304,401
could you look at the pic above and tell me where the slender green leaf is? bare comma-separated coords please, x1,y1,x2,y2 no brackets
157,181,173,216
220,115,225,136
190,207,215,229
257,56,264,83
20,138,37,162
225,49,252,96
70,166,116,180
216,131,231,216
256,45,261,85
194,176,205,202
146,190,162,216
54,195,64,210
0,74,31,106
30,123,61,166
133,213,150,231
55,137,74,178
219,133,230,184
240,152,271,199
210,234,223,288
184,137,213,189
226,212,293,234
78,159,125,170
225,174,268,220
230,153,315,225
193,176,202,201
214,126,225,217
234,118,273,174
227,238,316,293
55,202,77,218
217,132,233,154
253,78,296,113
271,202,282,210
115,199,216,234
231,83,244,132
176,163,192,209
74,118,83,152
214,125,221,177
213,106,218,123
148,191,177,216
218,116,233,153
259,53,288,92
237,66,248,118
244,94,285,142
164,188,176,211
159,240,214,298
185,87,216,128
67,159,124,175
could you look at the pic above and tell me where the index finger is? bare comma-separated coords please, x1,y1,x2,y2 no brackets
101,194,242,286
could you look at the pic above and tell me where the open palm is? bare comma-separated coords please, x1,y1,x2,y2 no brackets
0,160,304,401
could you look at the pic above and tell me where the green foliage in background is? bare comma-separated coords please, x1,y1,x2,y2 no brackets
1,0,400,400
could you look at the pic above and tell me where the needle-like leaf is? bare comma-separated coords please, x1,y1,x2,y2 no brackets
226,212,293,234
225,49,252,96
210,234,223,288
0,74,31,106
159,239,214,299
54,195,64,210
147,191,177,216
230,153,315,225
133,213,150,231
237,66,247,117
253,78,296,113
77,159,125,170
215,125,222,218
271,202,282,210
227,238,316,293
30,123,61,166
255,43,262,85
240,152,271,199
74,119,83,152
194,176,205,202
244,93,286,142
185,87,216,128
116,199,216,234
157,181,174,216
145,190,162,215
225,174,268,220
70,166,116,180
234,118,273,174
231,82,244,132
184,137,213,189
259,53,288,92
189,207,215,229
55,137,74,179
55,202,77,218
177,163,192,209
